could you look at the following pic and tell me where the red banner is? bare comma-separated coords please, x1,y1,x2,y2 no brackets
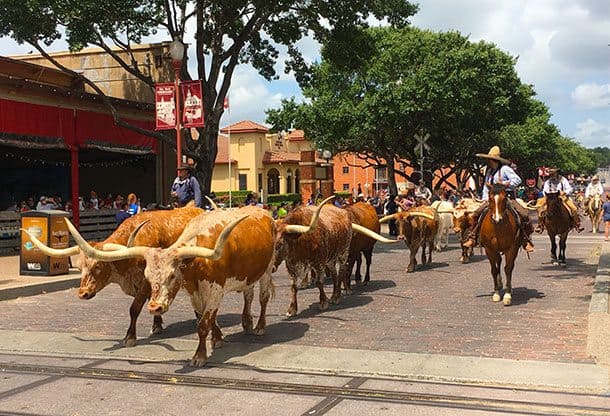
155,83,176,130
181,80,204,128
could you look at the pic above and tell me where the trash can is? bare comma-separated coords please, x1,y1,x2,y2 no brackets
20,210,70,276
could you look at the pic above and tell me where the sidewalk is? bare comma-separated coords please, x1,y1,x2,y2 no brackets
0,255,80,301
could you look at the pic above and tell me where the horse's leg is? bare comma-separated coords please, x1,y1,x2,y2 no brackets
485,248,502,302
550,233,558,265
502,247,518,306
559,232,567,266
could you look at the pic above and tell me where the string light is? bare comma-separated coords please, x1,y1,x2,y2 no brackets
2,152,154,168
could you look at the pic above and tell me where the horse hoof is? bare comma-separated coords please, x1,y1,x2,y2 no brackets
320,300,330,310
503,293,512,306
492,293,501,302
122,337,136,347
552,261,559,266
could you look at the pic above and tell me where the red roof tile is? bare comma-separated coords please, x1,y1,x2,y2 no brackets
220,120,269,134
287,129,306,141
215,133,236,164
263,151,301,164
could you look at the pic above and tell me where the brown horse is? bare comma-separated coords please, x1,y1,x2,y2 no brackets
543,192,571,267
480,184,522,306
587,194,603,233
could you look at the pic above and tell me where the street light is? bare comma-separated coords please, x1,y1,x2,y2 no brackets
169,38,185,167
322,150,332,164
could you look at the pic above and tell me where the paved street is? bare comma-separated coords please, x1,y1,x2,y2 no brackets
0,232,602,364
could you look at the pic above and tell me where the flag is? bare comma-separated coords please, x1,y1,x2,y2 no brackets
223,96,229,110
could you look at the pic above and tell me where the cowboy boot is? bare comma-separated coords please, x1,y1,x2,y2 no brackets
574,214,584,233
534,215,545,234
521,223,535,252
463,222,480,248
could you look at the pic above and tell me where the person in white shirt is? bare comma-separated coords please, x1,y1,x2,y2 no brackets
414,180,432,204
536,168,583,232
585,175,604,199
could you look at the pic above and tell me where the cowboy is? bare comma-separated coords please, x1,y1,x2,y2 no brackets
585,175,604,200
170,164,202,207
463,146,535,252
536,168,583,233
414,180,432,204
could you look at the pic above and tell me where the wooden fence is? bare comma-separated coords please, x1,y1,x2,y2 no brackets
0,210,119,256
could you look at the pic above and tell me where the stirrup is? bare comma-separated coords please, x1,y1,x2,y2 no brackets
524,242,535,253
463,238,476,248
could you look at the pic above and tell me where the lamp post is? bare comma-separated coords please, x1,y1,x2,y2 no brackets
321,150,332,198
169,38,185,167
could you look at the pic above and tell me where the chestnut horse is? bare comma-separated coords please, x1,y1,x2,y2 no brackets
480,184,522,306
544,192,571,267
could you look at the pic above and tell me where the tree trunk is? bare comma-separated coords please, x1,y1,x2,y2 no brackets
191,112,220,196
386,155,398,195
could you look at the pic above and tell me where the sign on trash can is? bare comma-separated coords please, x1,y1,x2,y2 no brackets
20,210,70,276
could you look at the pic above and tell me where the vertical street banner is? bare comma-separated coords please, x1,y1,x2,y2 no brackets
181,80,204,128
155,83,176,130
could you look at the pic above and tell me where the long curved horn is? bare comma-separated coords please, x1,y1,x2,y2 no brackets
284,195,334,234
64,218,148,261
405,211,436,221
351,224,399,243
514,198,539,211
20,229,80,257
126,220,150,247
379,214,397,224
435,209,454,214
102,243,127,251
176,215,249,260
205,196,219,210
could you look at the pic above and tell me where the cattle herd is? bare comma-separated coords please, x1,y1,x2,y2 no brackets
25,196,484,367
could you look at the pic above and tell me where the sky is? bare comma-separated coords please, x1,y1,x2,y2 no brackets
1,0,609,148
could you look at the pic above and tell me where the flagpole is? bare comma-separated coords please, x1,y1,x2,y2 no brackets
226,94,232,208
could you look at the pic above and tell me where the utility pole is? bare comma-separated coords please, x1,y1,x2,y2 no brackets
413,132,430,183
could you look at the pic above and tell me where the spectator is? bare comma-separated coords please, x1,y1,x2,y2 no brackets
36,196,47,210
78,197,85,211
19,201,30,212
414,180,432,203
115,202,131,225
102,193,114,209
37,196,55,210
357,183,363,196
126,193,141,216
384,194,398,236
89,191,99,210
171,164,202,207
113,195,124,210
278,202,288,218
5,201,17,211
270,205,279,220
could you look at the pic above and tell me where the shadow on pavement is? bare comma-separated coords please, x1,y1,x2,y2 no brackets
475,287,545,306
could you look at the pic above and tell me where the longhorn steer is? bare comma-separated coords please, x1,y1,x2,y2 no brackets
381,207,438,273
431,200,454,251
275,197,396,317
24,204,202,347
63,206,273,367
344,202,381,288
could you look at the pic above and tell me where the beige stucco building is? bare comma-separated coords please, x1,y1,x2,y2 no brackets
213,122,322,196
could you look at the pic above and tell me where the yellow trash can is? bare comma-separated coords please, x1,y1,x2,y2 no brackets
20,210,70,276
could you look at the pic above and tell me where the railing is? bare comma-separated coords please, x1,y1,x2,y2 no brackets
0,210,119,256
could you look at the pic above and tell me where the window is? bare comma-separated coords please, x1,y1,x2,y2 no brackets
342,166,349,174
239,174,247,191
343,184,349,191
267,169,280,195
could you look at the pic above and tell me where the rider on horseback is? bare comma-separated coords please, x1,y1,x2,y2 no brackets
535,168,584,233
585,175,604,204
463,146,535,252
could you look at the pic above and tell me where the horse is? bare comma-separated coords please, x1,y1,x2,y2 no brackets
479,184,522,306
543,192,571,267
586,194,603,233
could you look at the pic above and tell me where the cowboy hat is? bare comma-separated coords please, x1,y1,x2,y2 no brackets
177,164,194,171
592,175,599,181
548,167,559,174
475,146,511,164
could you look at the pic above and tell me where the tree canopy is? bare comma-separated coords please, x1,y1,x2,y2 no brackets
268,26,532,193
0,0,418,195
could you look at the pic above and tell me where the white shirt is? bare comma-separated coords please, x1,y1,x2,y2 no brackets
543,176,572,195
585,182,604,198
481,165,522,201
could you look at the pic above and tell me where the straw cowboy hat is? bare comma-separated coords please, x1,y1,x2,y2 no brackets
592,175,599,181
475,146,511,165
548,167,559,175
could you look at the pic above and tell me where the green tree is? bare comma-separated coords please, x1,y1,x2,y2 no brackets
0,0,418,195
589,147,610,168
269,27,530,193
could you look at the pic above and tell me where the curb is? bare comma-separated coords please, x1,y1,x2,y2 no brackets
0,277,80,302
587,241,610,365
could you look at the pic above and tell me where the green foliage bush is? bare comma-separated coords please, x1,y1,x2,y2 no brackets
267,193,302,204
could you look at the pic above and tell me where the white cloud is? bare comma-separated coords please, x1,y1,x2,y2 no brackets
575,118,610,147
571,83,610,109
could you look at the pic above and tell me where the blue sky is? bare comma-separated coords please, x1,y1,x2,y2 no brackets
1,0,609,148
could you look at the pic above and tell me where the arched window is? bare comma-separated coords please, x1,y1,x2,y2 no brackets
286,169,293,193
267,168,280,195
295,169,300,195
